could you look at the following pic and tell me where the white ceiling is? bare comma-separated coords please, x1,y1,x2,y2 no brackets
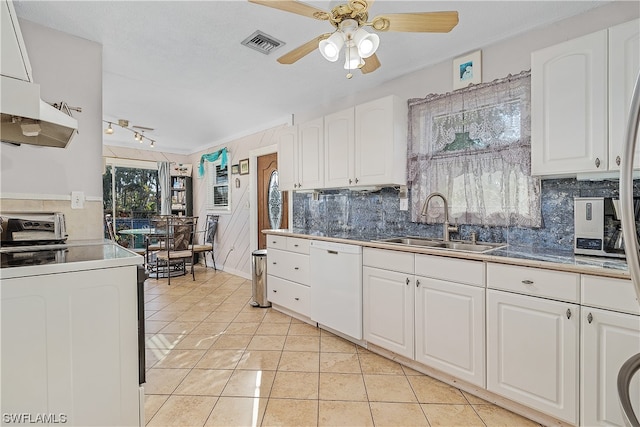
14,0,608,154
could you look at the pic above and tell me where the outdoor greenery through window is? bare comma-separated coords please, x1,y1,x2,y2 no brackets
103,159,160,247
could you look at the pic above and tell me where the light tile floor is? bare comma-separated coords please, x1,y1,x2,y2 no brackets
143,266,541,427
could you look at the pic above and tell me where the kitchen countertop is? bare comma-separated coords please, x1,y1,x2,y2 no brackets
0,240,143,280
263,229,631,280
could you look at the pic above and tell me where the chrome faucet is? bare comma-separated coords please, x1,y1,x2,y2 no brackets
420,192,459,242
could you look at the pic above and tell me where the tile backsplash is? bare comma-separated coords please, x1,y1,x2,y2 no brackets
292,178,640,252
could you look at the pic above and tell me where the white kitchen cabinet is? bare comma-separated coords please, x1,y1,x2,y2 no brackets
609,18,640,170
275,125,298,191
415,277,485,387
266,236,311,318
580,274,640,426
1,265,141,426
531,29,608,176
353,95,407,187
414,254,486,387
276,118,324,191
363,248,415,358
1,0,32,81
324,107,355,188
581,307,640,426
363,266,415,358
487,289,579,424
532,19,640,177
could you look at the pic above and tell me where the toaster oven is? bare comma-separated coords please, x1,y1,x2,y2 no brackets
0,212,67,246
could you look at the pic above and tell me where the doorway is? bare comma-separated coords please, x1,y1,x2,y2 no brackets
256,152,288,249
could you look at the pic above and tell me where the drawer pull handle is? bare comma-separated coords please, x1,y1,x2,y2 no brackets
294,267,299,270
406,278,410,285
294,297,300,301
272,289,277,293
416,279,420,287
616,156,621,166
566,309,572,319
587,313,593,324
522,280,534,285
595,157,601,168
294,244,299,247
272,262,277,265
327,250,338,255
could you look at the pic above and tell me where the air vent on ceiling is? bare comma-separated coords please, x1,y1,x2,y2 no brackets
241,31,285,55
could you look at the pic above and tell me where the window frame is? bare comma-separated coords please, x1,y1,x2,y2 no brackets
206,158,231,213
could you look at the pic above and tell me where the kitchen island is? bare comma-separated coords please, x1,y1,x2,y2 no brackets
263,229,639,427
0,241,144,427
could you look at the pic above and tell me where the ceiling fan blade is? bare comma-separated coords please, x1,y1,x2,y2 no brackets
360,53,380,74
371,11,459,33
248,0,330,20
277,34,330,64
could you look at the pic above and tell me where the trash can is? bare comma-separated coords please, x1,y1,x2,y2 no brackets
250,249,271,308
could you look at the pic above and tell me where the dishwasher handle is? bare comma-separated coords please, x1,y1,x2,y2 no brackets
327,250,338,254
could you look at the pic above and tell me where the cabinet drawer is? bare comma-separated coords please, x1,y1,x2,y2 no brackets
487,263,579,303
287,237,310,254
267,235,287,249
415,254,485,287
268,248,310,286
582,275,640,315
363,248,414,273
267,275,310,316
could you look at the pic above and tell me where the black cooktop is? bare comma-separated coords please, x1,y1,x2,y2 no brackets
0,244,109,268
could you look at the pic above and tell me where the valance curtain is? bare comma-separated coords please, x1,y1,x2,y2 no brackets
157,161,172,215
198,148,228,178
408,70,542,228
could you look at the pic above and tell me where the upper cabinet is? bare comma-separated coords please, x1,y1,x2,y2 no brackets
276,117,324,191
531,19,640,177
280,95,408,191
324,96,408,189
609,19,640,171
1,0,32,82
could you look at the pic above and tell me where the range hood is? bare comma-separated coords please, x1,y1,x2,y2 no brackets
0,0,78,148
1,77,78,148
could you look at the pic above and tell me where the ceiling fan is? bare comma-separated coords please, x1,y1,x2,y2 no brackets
248,0,459,78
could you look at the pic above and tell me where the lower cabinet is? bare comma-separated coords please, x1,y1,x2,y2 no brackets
266,236,310,318
415,277,485,387
487,289,579,424
363,266,414,359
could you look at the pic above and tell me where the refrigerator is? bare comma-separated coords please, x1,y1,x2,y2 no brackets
619,71,640,426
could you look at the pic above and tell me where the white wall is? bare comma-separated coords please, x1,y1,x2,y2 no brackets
0,19,104,240
189,127,283,279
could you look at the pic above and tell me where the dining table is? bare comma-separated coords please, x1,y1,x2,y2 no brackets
117,227,185,278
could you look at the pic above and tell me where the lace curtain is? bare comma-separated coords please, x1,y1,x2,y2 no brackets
408,70,541,227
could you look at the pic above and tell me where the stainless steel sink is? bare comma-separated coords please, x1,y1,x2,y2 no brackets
374,236,506,253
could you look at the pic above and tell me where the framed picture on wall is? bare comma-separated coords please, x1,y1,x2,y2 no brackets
453,50,482,90
239,158,249,175
231,164,239,175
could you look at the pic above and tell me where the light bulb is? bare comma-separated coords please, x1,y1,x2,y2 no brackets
353,28,379,58
319,31,344,62
105,123,114,134
150,140,155,148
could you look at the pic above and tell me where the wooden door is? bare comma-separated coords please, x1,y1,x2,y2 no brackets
257,152,288,249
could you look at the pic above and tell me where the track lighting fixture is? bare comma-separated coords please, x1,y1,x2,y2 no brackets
103,120,156,147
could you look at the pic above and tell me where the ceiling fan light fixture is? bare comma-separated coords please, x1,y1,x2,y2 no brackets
319,31,344,62
353,28,379,58
343,45,363,70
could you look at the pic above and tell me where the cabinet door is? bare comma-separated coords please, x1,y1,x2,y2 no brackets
487,290,579,424
531,30,608,176
298,117,324,190
363,266,414,359
354,96,406,186
324,107,354,188
581,307,640,426
609,19,640,170
276,125,298,191
415,277,485,387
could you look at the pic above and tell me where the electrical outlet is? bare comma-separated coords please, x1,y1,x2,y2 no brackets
399,198,409,211
71,191,85,209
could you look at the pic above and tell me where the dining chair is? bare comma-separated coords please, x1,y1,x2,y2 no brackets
155,216,198,285
191,214,219,270
104,214,116,241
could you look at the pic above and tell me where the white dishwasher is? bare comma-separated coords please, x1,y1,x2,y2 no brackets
310,240,363,340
